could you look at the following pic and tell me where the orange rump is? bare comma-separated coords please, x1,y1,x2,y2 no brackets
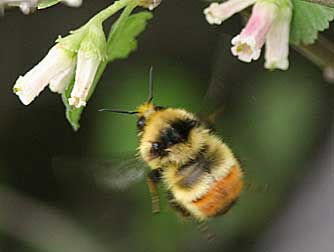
192,165,243,217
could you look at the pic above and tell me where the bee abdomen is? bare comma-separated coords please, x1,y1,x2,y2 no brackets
192,165,243,218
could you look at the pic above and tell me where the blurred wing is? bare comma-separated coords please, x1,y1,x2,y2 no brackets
52,154,147,191
244,182,272,193
200,33,244,127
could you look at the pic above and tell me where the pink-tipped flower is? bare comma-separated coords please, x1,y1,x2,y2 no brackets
264,2,292,70
205,0,293,70
231,1,278,63
204,0,256,25
13,44,75,105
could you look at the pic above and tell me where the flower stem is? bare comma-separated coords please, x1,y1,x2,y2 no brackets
294,35,334,83
87,2,137,100
91,0,138,23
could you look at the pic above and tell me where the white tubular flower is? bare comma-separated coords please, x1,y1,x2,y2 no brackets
68,23,107,108
13,45,75,105
61,0,82,7
49,60,76,94
265,1,292,70
68,50,100,108
204,0,256,25
231,1,278,63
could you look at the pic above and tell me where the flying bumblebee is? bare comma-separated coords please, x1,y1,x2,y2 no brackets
98,67,244,222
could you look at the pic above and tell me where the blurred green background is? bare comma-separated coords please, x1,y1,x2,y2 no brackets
0,1,333,252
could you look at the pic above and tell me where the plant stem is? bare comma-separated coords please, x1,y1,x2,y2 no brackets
300,0,334,8
91,0,137,23
87,2,137,100
294,35,334,83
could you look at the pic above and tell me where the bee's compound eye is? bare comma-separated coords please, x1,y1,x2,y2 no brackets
152,142,160,151
137,116,146,130
151,142,167,157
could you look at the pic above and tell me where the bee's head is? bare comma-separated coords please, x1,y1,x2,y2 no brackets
136,102,165,132
98,66,164,130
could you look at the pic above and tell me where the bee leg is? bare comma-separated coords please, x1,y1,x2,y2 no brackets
146,177,160,214
147,169,162,214
197,221,216,243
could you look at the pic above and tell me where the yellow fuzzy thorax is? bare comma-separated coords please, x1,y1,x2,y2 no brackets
137,104,201,169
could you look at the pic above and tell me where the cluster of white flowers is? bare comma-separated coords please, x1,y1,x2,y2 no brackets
12,0,161,108
0,0,82,15
13,22,106,108
204,0,292,70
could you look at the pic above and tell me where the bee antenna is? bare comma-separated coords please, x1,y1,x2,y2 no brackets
147,66,154,103
98,109,138,115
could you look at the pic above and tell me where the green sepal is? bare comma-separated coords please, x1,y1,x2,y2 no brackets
78,22,108,61
56,26,88,54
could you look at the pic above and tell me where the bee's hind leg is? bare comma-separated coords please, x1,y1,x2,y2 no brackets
197,221,216,243
146,169,162,214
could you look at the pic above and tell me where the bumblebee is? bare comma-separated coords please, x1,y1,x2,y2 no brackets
99,67,244,221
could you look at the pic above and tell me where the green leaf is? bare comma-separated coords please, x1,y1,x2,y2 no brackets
38,0,61,9
290,0,334,45
61,76,81,131
107,12,153,61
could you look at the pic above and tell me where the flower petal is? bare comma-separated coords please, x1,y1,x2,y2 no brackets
13,45,75,105
69,51,100,108
231,35,261,62
49,61,76,94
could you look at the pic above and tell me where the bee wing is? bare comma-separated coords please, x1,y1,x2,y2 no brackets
52,154,147,191
200,33,244,126
244,182,272,193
